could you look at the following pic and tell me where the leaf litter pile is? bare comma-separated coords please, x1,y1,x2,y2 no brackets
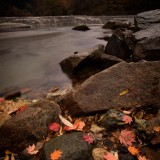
0,92,160,160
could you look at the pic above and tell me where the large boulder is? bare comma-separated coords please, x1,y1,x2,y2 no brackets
60,44,123,84
133,24,160,61
134,9,160,30
0,100,61,154
60,61,160,116
40,132,93,160
104,29,131,60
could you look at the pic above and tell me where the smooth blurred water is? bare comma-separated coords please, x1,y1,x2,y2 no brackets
0,25,107,97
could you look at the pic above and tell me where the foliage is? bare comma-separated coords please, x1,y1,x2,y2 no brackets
83,134,94,144
49,123,60,132
119,129,135,147
50,150,62,160
122,115,132,124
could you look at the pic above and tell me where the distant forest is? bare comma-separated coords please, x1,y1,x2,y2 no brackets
0,0,159,16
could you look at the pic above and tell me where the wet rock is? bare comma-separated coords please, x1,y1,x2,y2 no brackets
92,148,108,160
40,132,93,160
60,61,160,116
60,44,123,84
133,24,160,61
98,109,125,130
4,90,21,100
103,19,131,30
72,25,90,31
119,154,137,160
60,44,104,77
104,29,131,60
134,9,160,30
0,100,61,154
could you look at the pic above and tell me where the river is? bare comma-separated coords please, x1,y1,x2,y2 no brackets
0,25,108,98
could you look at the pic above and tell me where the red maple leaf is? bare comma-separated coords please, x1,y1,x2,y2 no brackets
16,105,28,114
0,98,5,103
49,123,60,132
83,134,94,144
119,129,135,147
103,153,117,160
122,115,133,124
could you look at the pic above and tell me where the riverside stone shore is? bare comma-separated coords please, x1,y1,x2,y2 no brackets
0,10,160,160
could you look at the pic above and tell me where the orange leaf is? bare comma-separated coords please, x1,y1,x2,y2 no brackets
64,119,85,131
138,156,148,160
153,126,160,132
122,115,132,124
73,119,85,131
128,146,139,156
26,144,39,155
119,129,135,147
50,150,62,160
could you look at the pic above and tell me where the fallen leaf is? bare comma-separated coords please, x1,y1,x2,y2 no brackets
64,119,85,131
11,154,15,160
103,152,117,160
73,119,85,131
26,144,39,155
49,122,60,132
153,126,160,132
128,146,139,156
138,156,148,160
119,129,135,147
83,134,94,144
90,124,105,133
119,89,129,96
0,98,5,103
122,115,132,124
59,114,73,127
16,105,28,114
3,155,9,160
50,150,62,160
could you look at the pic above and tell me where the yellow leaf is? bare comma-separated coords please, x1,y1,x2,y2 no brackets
50,150,62,160
128,146,139,156
119,89,129,96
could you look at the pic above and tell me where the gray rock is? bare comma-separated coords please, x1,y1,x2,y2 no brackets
40,132,93,160
133,24,160,61
0,100,61,153
60,44,123,84
103,19,131,30
60,61,160,116
104,29,131,60
134,9,160,30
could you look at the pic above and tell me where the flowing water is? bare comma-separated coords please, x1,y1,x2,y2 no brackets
0,25,108,98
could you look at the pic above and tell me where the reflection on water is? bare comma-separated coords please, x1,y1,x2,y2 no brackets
0,25,107,98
